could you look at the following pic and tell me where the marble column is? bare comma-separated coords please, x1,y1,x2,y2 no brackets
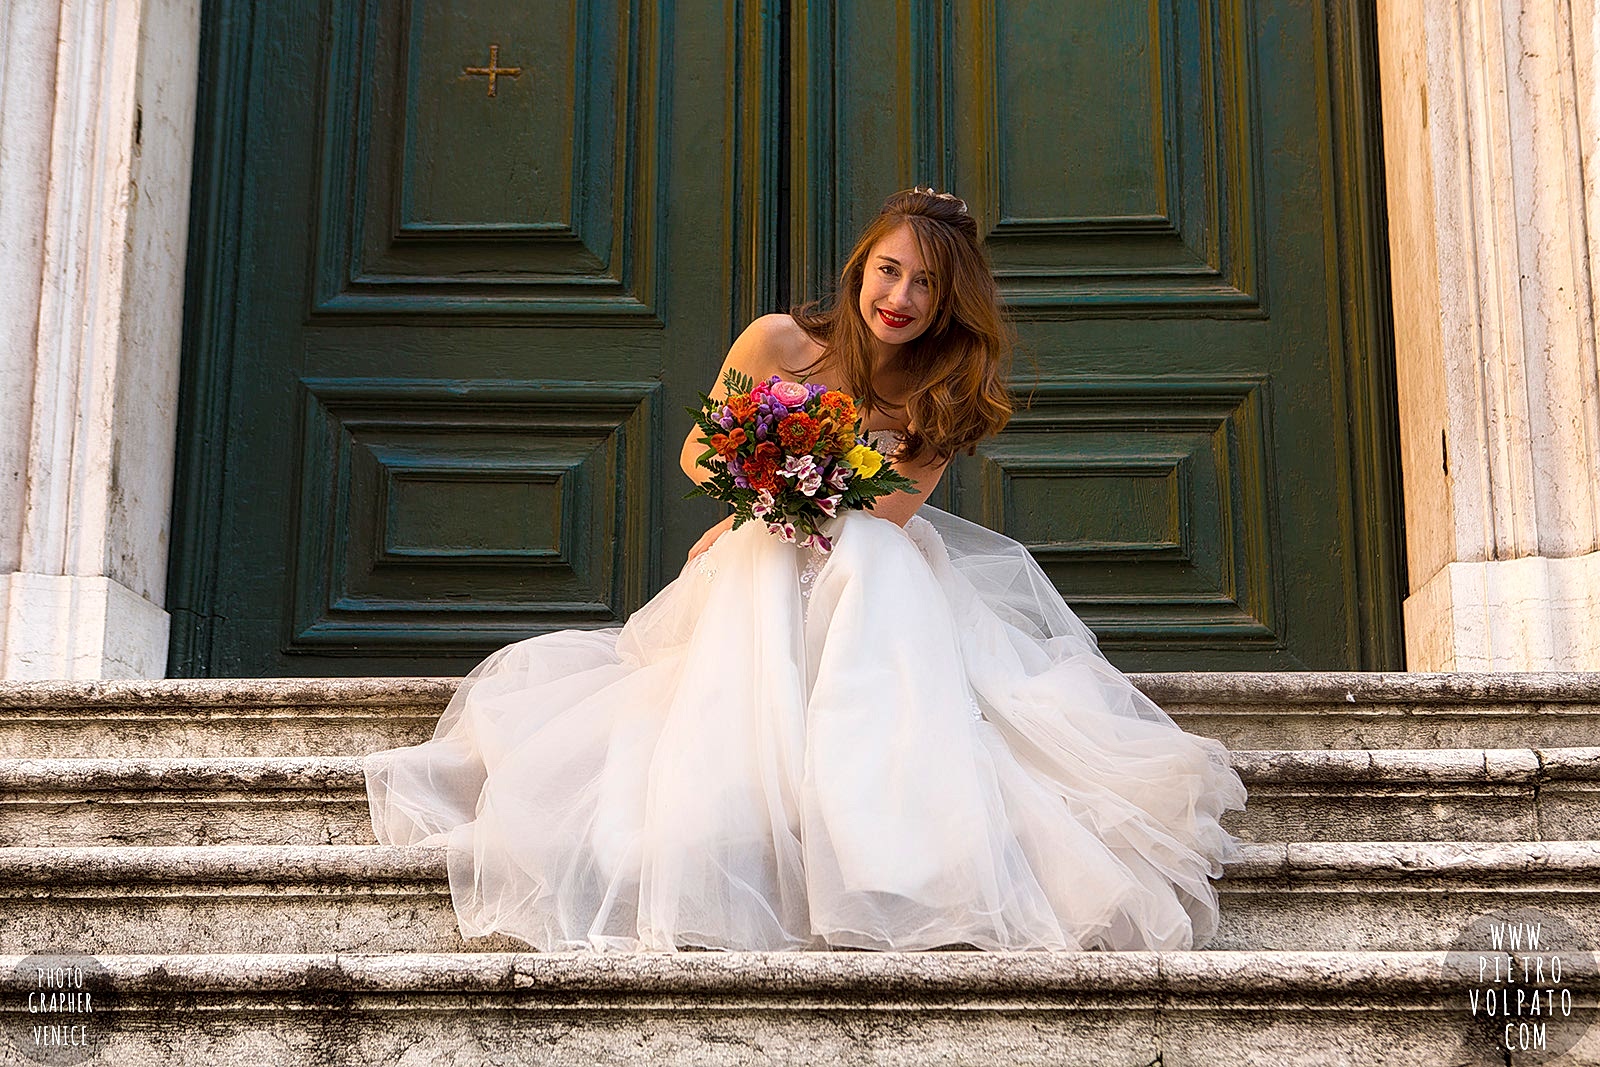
1378,0,1600,671
0,0,199,678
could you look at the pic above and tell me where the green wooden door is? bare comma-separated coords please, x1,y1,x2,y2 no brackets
789,0,1401,670
171,0,1400,675
171,0,784,675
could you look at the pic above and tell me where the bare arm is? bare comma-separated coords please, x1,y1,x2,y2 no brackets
681,314,811,561
861,445,951,527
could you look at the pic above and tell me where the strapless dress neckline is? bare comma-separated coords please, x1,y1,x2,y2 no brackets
866,428,906,450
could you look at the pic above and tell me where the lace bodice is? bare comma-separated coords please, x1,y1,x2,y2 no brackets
866,428,906,453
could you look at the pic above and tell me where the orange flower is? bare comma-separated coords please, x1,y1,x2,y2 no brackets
743,455,780,491
818,391,856,424
709,427,748,458
813,417,854,457
726,394,759,421
754,441,781,464
777,412,822,453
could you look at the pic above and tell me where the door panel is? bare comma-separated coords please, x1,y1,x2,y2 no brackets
317,0,656,315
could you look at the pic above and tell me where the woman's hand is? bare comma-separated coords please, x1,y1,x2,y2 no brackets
687,514,737,562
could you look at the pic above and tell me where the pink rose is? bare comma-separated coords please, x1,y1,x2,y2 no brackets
769,380,810,407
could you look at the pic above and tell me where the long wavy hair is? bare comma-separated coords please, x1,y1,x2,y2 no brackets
791,188,1014,463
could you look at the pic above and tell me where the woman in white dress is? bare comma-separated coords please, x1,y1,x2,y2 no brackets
363,188,1247,953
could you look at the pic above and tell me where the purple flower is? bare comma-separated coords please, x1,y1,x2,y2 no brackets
795,527,832,552
718,413,736,429
781,454,823,496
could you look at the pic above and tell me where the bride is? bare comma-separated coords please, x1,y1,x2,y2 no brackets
363,188,1247,953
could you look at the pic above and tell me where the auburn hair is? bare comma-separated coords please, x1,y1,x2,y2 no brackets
790,188,1014,464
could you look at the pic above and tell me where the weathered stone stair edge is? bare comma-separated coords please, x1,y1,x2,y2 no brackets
2,671,1598,711
0,950,1586,995
9,748,1600,789
5,842,1600,883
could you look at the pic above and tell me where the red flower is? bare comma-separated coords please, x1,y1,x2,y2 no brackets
777,413,822,453
743,455,779,491
743,441,783,491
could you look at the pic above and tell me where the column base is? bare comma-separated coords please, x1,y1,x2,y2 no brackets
1405,552,1600,671
0,573,170,679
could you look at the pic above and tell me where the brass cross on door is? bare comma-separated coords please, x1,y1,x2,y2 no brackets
462,43,520,97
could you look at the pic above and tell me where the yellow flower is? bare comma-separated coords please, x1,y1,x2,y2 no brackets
844,444,884,479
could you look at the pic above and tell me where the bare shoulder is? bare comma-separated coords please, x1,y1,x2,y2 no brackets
743,311,802,341
737,313,821,375
742,313,812,363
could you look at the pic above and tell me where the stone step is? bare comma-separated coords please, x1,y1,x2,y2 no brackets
2,673,1598,757
3,950,1592,1067
5,748,1599,847
0,678,450,759
0,757,375,847
1145,672,1600,750
1227,746,1600,842
4,842,1600,956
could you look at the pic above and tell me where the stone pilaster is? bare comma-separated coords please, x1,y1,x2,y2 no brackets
1379,0,1600,670
0,0,199,679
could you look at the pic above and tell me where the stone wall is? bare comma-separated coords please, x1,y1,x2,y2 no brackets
0,0,199,679
1379,0,1600,669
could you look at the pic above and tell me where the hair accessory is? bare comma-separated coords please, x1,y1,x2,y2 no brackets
912,185,968,215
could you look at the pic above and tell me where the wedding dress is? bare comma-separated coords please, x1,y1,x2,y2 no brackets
363,432,1247,953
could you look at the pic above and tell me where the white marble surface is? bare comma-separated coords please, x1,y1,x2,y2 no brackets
1380,0,1600,670
1405,550,1600,671
1,572,170,679
0,4,60,577
0,0,198,679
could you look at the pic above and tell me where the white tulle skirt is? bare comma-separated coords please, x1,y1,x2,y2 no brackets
363,506,1247,953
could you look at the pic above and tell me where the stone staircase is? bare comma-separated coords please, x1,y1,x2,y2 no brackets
1,674,1598,1065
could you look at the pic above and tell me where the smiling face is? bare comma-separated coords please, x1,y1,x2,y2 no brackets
857,224,935,351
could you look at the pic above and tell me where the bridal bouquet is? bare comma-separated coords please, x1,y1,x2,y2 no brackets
687,370,918,551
